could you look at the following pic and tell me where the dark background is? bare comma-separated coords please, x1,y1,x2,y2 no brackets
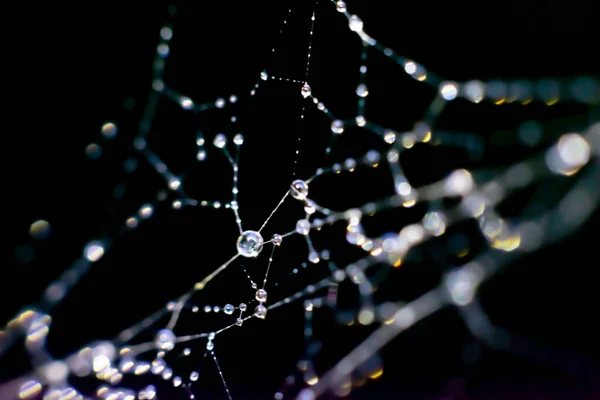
3,0,600,399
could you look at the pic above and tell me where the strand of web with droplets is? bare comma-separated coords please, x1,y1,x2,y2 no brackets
301,150,600,399
0,0,297,360
282,0,600,270
0,6,305,398
332,0,600,107
260,121,600,396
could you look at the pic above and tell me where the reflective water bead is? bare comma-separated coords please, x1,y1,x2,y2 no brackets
331,120,344,134
304,200,316,214
162,368,173,380
290,180,309,200
236,318,243,326
296,219,311,235
213,134,226,148
151,358,166,374
233,133,244,145
255,305,267,319
384,130,396,144
356,84,369,97
256,289,267,303
261,70,268,80
239,303,247,312
301,83,312,98
190,371,199,382
154,329,176,351
101,122,118,138
272,234,282,246
440,82,458,101
139,385,157,399
223,304,234,315
206,341,214,351
336,0,346,12
349,15,363,31
236,230,264,257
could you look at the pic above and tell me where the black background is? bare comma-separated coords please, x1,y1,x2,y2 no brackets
3,0,600,399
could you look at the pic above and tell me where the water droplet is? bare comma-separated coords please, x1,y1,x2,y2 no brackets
151,358,166,374
160,26,173,41
356,83,369,97
84,241,105,262
101,122,118,138
236,230,264,257
290,180,309,200
336,0,347,12
223,304,234,315
154,329,176,351
331,120,344,134
255,289,267,303
349,15,363,32
30,220,51,240
440,82,458,101
255,305,267,319
213,134,226,148
296,219,311,235
190,371,199,381
301,83,312,98
162,368,173,380
233,133,244,145
236,318,243,326
215,98,226,108
239,303,247,312
304,200,316,214
86,143,102,159
272,233,283,246
206,340,214,351
383,130,396,144
261,70,268,80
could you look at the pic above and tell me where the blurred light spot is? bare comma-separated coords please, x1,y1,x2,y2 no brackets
84,241,104,262
546,133,590,176
86,143,102,159
30,219,51,240
101,122,118,138
19,380,42,399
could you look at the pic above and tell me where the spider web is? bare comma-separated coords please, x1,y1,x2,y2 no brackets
3,1,600,399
